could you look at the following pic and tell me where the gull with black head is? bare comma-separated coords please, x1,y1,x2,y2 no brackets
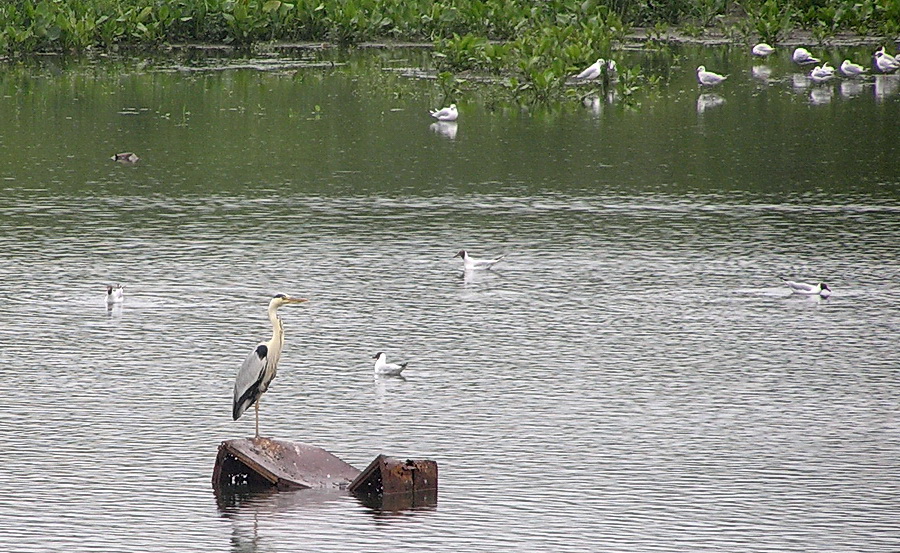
454,250,506,271
373,352,408,377
780,277,832,298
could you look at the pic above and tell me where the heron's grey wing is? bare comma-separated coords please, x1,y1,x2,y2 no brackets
233,343,269,420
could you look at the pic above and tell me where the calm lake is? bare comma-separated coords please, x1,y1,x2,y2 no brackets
0,44,898,552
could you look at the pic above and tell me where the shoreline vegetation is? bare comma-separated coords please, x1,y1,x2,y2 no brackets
2,1,898,104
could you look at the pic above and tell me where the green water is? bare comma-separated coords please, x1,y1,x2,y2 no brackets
0,46,898,553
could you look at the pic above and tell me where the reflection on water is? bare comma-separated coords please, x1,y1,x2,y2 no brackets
696,92,725,113
751,64,772,81
429,121,458,140
875,74,900,101
810,85,834,105
0,46,898,553
840,80,865,97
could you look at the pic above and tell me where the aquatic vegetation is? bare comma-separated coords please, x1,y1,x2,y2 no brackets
0,0,896,107
738,0,794,44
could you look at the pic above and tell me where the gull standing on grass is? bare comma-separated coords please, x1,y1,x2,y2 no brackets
454,250,506,271
430,103,458,122
697,65,727,86
373,352,408,377
780,277,832,297
752,43,775,57
792,47,820,65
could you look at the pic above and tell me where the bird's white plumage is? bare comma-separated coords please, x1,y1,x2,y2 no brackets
809,63,835,83
430,104,458,121
839,59,866,78
575,58,604,80
454,249,506,271
752,43,775,57
697,65,727,86
373,352,407,376
874,47,900,73
780,278,832,297
792,47,820,65
106,284,124,304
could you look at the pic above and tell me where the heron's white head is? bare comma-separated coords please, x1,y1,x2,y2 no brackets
268,294,308,310
697,65,706,73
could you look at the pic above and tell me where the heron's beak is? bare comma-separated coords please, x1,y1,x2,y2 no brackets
286,297,309,304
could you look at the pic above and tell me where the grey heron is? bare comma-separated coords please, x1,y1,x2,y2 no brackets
373,352,408,377
233,293,309,438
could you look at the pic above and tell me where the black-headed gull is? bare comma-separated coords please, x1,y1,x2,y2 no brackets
752,43,775,57
575,58,604,80
839,59,867,78
809,63,835,83
874,47,900,73
430,104,458,122
373,352,407,376
792,47,820,65
454,249,506,271
106,284,125,304
697,65,727,86
780,277,832,297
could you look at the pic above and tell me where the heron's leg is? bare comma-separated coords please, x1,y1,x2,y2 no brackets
254,399,260,438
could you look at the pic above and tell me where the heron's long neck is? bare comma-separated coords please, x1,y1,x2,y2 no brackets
268,307,285,357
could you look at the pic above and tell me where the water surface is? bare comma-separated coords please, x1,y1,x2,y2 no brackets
0,46,898,552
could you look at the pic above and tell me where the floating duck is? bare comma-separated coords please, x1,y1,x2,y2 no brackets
112,152,140,163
